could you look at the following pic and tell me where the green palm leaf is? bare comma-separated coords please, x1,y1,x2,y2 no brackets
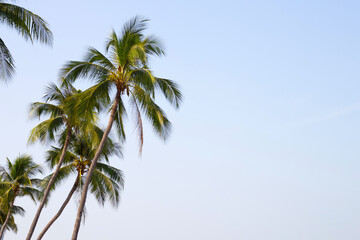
28,117,65,143
0,1,52,81
0,3,53,44
155,78,182,109
0,38,14,80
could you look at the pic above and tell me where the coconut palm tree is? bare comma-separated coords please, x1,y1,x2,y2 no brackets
26,83,97,240
0,155,42,239
0,0,53,81
60,16,182,239
36,132,124,240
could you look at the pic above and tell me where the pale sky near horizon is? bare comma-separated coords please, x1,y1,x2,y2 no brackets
1,0,360,239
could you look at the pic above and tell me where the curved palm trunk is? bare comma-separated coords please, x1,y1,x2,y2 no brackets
71,90,121,240
37,177,79,240
0,197,15,239
26,127,72,240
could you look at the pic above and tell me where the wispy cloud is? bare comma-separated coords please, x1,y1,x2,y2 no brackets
286,102,360,127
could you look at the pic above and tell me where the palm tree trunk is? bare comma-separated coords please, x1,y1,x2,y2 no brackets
26,127,72,240
36,177,79,240
0,197,15,239
71,90,121,240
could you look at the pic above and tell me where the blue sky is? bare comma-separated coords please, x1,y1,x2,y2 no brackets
0,0,360,239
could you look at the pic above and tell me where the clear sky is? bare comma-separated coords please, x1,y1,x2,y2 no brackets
1,0,360,239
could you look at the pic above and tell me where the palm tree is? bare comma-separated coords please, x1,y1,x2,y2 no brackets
26,83,96,240
0,155,42,239
36,132,124,240
60,16,182,239
0,1,53,81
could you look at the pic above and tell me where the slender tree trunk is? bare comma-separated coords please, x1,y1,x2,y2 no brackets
26,127,72,240
37,177,79,240
0,197,15,239
71,90,121,240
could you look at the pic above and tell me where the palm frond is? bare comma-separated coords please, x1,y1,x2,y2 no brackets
40,164,75,193
155,78,182,109
129,69,156,96
143,34,165,57
44,147,77,169
60,61,111,84
0,212,17,233
28,102,64,120
11,205,24,217
85,47,116,72
130,95,144,152
0,38,14,81
122,16,148,36
18,187,42,203
0,182,12,193
42,83,66,103
131,86,171,140
89,125,123,160
90,170,122,207
0,3,53,44
28,117,65,143
95,163,124,187
113,97,127,141
65,80,113,121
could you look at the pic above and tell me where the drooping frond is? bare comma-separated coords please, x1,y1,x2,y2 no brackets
129,69,156,97
0,187,13,213
142,34,165,57
130,86,171,140
28,117,65,143
90,170,122,207
113,97,127,141
29,102,64,120
95,163,124,187
11,205,24,217
130,95,144,152
18,187,42,203
0,211,18,233
155,78,182,109
0,3,53,44
0,38,14,81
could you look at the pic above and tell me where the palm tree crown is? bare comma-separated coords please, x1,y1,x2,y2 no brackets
36,132,124,240
61,16,182,151
28,83,82,144
0,155,42,238
44,132,124,206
